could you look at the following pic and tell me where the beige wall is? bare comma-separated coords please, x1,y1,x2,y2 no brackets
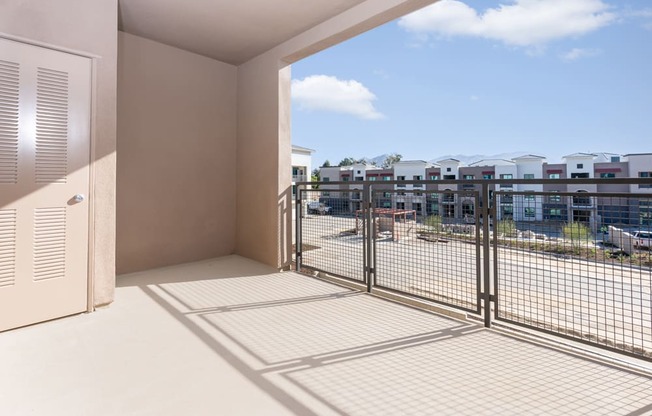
0,0,118,307
235,0,436,268
116,33,237,274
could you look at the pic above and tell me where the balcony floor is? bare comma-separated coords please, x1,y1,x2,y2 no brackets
1,255,652,415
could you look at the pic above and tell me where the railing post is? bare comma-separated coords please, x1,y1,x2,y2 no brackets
481,183,492,328
295,184,302,273
364,183,374,292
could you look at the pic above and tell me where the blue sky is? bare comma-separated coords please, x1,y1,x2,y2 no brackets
290,0,652,166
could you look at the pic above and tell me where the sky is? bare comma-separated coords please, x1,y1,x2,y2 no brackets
290,0,652,166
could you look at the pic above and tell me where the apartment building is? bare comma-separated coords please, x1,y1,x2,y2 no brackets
318,153,652,227
291,145,314,199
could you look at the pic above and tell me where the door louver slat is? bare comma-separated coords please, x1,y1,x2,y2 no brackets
0,60,19,184
35,67,68,184
33,208,66,282
0,209,16,288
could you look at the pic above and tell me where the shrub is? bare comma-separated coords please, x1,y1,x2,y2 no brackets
424,215,442,232
496,219,517,237
562,222,592,246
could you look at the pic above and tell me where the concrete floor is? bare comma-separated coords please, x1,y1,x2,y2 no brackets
1,255,652,416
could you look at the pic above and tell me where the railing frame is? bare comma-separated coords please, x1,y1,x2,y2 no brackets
296,178,652,360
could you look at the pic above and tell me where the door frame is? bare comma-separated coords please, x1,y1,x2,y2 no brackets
0,32,100,313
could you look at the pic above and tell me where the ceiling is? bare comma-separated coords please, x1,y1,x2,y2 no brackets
118,0,367,65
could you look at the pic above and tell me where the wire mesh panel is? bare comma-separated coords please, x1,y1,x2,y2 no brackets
297,187,365,282
494,191,652,359
372,189,481,313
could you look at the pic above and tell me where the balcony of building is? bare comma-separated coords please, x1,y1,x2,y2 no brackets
3,254,652,416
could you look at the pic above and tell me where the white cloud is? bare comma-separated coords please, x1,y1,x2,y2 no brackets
560,47,602,61
291,75,384,120
398,0,616,48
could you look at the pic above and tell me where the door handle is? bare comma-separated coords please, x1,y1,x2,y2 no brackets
73,194,85,203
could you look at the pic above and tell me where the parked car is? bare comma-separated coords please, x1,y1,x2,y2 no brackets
307,201,332,215
632,230,652,249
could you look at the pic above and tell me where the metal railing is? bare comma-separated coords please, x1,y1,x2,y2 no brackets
295,178,652,360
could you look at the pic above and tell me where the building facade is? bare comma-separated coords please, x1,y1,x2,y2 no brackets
318,153,652,227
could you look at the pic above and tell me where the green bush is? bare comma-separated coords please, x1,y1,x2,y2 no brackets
562,222,592,246
496,219,517,237
424,215,442,232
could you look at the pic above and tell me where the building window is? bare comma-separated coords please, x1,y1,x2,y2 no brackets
382,176,391,181
413,203,422,213
500,174,513,188
397,175,406,181
548,208,562,218
463,175,474,180
322,191,330,196
383,192,391,198
549,173,560,179
640,201,652,225
396,202,405,210
483,174,494,179
430,193,439,198
577,164,583,169
611,156,620,162
354,176,364,181
462,202,474,216
501,205,513,218
429,175,439,180
639,172,652,188
600,172,615,178
524,191,535,200
357,170,361,174
573,190,591,206
443,175,456,180
524,207,535,217
571,172,589,179
415,192,423,196
368,176,377,181
549,191,561,203
383,201,391,208
322,177,330,182
524,174,535,179
342,176,350,182
446,167,452,172
430,203,439,214
413,175,422,181
352,192,361,200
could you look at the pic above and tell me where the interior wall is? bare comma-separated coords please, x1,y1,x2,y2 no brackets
0,0,118,307
116,32,237,274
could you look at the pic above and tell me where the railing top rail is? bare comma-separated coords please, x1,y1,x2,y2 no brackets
297,177,652,186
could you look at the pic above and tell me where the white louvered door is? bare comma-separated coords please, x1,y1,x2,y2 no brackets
0,38,91,331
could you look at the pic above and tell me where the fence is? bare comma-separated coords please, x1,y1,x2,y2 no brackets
295,178,652,361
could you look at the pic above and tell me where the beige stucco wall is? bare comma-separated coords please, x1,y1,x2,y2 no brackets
235,0,436,268
116,32,237,274
0,0,118,307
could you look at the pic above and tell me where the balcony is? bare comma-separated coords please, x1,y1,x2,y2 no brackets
3,255,652,415
292,174,308,182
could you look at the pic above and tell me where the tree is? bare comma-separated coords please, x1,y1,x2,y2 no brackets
311,168,320,182
338,157,356,166
322,160,331,167
382,153,402,168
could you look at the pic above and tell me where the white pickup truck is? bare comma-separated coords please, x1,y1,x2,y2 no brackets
307,201,332,215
